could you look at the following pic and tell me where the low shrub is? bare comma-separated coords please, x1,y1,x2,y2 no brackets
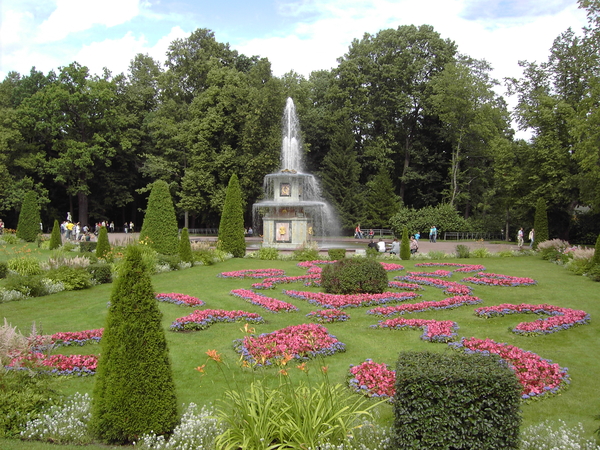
293,244,320,261
0,261,7,279
455,244,470,258
80,241,98,253
3,274,48,297
157,254,182,271
392,351,521,449
6,256,42,276
426,250,448,260
1,234,21,244
366,247,379,258
321,258,388,294
86,263,113,284
520,420,599,450
257,246,280,260
471,247,492,258
45,266,92,291
328,248,346,261
587,264,600,282
193,249,215,266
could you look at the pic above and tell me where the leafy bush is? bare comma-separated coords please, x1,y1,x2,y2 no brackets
425,250,448,260
366,247,380,258
193,249,215,266
157,254,182,271
257,246,280,260
86,263,113,284
49,219,62,250
21,392,92,444
6,256,42,276
293,243,320,261
46,266,92,291
16,191,41,242
389,203,470,237
471,247,492,258
79,241,98,253
537,239,570,261
321,258,388,294
1,233,21,244
217,174,246,258
139,180,180,255
455,244,470,258
587,264,600,282
392,351,521,449
0,261,7,279
3,274,49,297
400,228,410,260
328,248,346,260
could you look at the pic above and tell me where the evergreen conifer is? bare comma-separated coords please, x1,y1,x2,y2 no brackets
533,198,549,248
589,233,600,267
400,227,411,260
49,219,62,250
90,245,178,444
218,174,246,257
96,226,111,259
16,191,41,242
179,227,193,263
139,180,179,255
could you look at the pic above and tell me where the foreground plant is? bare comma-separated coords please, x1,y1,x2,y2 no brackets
520,420,600,450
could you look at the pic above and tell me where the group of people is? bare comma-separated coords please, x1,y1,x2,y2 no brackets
354,224,375,239
59,218,135,241
517,227,535,249
367,235,419,256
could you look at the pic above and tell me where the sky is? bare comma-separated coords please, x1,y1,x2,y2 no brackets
0,0,590,132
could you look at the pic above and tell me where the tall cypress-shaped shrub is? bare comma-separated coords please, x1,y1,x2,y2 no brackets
96,226,111,259
90,245,177,444
400,227,411,260
533,198,549,249
139,180,179,255
589,233,600,267
218,174,246,257
49,220,62,250
16,191,41,242
179,227,193,263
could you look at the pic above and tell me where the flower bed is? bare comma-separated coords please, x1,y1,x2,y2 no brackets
233,323,346,367
368,295,482,317
462,272,537,287
155,293,205,307
388,281,423,291
8,352,98,376
49,329,103,347
348,359,395,400
230,289,299,313
306,309,350,323
450,337,569,399
251,274,321,289
170,309,264,331
372,318,459,342
379,263,405,272
394,275,473,294
218,268,285,279
415,262,486,273
407,269,452,278
282,289,421,309
474,303,590,335
296,260,336,269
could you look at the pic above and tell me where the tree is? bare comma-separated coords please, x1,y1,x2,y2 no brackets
320,127,365,232
179,227,193,263
533,198,549,247
218,174,246,257
364,168,402,228
49,219,61,250
400,227,411,260
96,226,111,259
16,190,41,242
90,245,178,444
139,180,179,255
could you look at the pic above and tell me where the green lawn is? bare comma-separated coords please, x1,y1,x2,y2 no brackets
2,254,599,448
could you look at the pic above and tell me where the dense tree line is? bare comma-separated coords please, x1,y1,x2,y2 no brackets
1,1,599,242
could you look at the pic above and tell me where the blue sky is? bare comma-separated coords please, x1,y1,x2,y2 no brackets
0,0,588,91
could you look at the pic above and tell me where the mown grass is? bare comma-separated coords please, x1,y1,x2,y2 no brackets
2,254,599,449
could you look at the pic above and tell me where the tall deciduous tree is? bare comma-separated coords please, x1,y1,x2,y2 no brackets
90,245,177,444
139,180,179,255
218,174,246,257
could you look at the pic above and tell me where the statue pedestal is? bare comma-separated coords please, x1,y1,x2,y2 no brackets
262,216,313,248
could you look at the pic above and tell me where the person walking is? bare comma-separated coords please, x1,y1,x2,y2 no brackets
355,224,363,239
517,227,524,249
528,228,535,248
429,226,437,243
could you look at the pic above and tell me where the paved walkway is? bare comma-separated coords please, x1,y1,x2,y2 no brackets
104,232,516,255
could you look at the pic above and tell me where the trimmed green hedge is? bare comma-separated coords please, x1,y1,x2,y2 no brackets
321,258,388,294
217,174,246,258
16,191,41,242
392,351,521,449
49,219,62,250
139,180,179,255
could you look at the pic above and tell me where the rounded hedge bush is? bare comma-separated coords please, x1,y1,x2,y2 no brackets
321,258,388,294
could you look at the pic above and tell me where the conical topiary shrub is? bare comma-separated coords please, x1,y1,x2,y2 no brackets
589,233,600,268
400,227,411,260
218,174,246,258
16,191,41,242
96,226,111,259
90,245,178,444
139,180,179,255
533,198,548,249
179,227,193,263
49,219,62,250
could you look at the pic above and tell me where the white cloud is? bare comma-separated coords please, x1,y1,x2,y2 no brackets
36,0,142,43
73,26,189,76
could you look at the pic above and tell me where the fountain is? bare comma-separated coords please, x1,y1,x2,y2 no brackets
252,98,338,248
